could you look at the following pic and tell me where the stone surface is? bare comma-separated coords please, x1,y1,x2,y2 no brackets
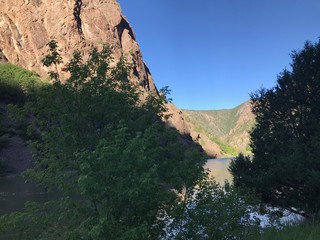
0,0,210,156
0,0,156,92
0,50,7,62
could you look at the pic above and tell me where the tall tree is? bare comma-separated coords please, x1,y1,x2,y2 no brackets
230,40,320,219
0,41,205,239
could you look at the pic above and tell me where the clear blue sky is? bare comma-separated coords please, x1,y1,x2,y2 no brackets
117,0,320,110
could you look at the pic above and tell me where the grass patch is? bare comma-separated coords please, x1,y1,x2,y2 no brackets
0,63,46,104
0,63,48,139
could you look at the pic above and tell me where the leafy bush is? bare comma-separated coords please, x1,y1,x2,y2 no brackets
0,41,270,240
166,177,261,240
0,63,44,104
0,41,206,239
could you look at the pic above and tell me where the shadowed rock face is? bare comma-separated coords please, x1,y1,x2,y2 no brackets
0,0,156,92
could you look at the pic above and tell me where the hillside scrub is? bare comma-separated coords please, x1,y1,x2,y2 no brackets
183,102,254,157
0,63,45,105
0,63,46,174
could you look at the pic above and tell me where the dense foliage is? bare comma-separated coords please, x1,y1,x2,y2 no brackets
0,63,45,171
230,40,320,219
248,222,320,240
166,178,260,240
0,63,43,104
0,41,206,239
0,41,270,240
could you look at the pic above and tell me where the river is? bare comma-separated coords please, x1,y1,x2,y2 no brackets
204,158,233,184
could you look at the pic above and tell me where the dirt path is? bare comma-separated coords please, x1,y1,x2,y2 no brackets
0,103,33,176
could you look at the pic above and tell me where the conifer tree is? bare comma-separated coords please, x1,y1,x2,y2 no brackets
230,40,320,219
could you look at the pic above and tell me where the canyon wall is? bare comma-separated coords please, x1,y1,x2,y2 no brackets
0,0,156,92
0,0,198,153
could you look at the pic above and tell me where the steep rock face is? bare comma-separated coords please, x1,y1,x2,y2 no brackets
0,50,7,62
0,0,195,153
0,0,156,92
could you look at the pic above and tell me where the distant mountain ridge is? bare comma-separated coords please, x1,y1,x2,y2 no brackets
183,101,255,157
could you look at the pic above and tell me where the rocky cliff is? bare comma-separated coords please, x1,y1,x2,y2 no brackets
0,0,157,92
0,0,196,152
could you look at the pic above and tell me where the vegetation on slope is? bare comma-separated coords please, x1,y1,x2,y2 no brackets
0,63,46,174
183,101,255,157
0,63,45,104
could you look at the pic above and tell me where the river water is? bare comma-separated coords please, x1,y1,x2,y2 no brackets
204,158,233,184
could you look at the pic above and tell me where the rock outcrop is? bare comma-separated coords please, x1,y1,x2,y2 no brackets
0,0,199,153
0,0,156,92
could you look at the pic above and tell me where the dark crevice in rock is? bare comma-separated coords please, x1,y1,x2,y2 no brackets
133,66,139,78
116,17,135,46
73,0,83,35
143,63,152,91
0,50,8,63
31,0,42,6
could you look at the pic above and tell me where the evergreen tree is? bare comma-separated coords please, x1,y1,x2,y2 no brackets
230,40,320,219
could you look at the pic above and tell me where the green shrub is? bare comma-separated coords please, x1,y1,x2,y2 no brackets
0,63,44,104
167,178,261,239
0,41,206,239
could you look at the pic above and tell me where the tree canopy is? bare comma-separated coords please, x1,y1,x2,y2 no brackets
0,41,267,240
230,40,320,219
0,41,206,239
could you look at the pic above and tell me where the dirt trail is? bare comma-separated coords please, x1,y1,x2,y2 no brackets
0,103,33,176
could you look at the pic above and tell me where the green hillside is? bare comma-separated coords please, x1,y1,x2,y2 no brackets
183,101,255,157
